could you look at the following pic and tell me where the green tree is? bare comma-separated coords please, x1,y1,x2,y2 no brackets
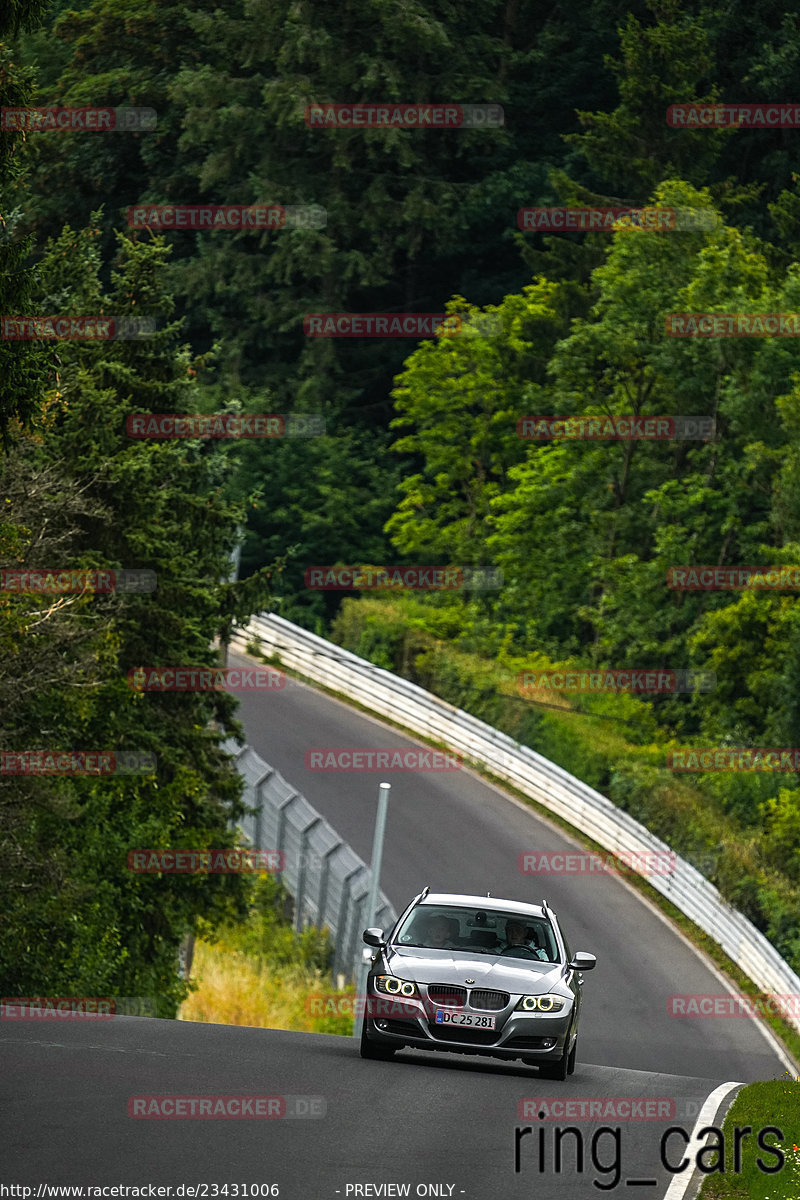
566,0,730,197
386,288,581,567
0,0,51,442
0,218,276,1010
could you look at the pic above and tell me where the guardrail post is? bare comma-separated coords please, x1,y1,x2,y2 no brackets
333,864,363,982
295,817,321,931
318,842,339,930
354,781,391,1036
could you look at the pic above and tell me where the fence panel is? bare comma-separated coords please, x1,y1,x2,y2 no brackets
223,737,396,983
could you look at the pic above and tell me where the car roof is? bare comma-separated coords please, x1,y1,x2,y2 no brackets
417,893,551,920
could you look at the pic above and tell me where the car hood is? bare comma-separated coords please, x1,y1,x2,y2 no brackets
384,947,564,994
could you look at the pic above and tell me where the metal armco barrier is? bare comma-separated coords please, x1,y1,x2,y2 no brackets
229,613,800,1034
223,739,396,983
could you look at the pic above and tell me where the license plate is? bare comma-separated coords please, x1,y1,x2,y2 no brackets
434,1010,496,1029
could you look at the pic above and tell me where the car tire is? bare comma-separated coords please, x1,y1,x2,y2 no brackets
567,1037,577,1075
359,1018,397,1060
537,1042,569,1081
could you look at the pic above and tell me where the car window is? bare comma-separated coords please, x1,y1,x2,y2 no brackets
396,909,463,948
395,906,559,960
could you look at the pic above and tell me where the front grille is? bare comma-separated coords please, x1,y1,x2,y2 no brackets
427,984,466,1007
469,989,509,1011
429,1025,498,1045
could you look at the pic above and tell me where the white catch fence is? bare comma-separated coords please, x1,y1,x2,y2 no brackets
224,738,396,982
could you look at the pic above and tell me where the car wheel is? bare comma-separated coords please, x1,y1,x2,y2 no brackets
359,1018,397,1060
567,1037,577,1075
537,1042,569,1081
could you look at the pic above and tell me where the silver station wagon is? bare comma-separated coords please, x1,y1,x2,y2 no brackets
359,888,596,1080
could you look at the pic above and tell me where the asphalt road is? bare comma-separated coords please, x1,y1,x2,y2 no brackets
230,649,787,1084
3,651,790,1200
1,1013,746,1199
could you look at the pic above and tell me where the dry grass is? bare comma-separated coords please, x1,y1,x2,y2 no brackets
178,937,353,1035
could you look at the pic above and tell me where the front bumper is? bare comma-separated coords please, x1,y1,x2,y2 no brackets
363,987,573,1062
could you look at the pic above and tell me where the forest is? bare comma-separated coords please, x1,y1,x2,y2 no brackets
2,0,800,1005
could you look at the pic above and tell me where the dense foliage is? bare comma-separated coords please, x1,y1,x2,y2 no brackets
3,0,800,989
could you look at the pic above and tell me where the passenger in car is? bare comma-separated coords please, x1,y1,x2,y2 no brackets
423,913,460,949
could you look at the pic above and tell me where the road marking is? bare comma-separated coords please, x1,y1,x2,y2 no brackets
661,1081,743,1200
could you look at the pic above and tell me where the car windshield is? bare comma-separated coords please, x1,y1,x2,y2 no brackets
394,905,559,962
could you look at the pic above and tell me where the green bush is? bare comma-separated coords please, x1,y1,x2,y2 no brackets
330,596,800,975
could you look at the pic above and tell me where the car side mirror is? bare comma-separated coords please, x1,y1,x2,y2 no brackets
569,951,596,971
363,928,386,947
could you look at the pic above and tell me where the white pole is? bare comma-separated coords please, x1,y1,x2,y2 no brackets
222,528,243,668
354,781,391,1036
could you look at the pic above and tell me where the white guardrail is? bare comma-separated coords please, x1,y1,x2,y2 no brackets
230,612,800,1033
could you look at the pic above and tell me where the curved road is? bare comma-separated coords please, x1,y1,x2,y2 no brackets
231,648,787,1082
3,649,792,1200
2,1013,748,1198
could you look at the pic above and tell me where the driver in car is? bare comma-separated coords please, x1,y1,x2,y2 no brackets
498,918,549,959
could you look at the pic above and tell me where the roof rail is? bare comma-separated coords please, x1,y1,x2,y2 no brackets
392,885,431,936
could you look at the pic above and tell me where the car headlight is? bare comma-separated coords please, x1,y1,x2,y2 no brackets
515,993,566,1013
374,975,418,998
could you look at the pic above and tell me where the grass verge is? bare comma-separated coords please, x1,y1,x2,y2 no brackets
178,874,354,1036
699,1078,800,1198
